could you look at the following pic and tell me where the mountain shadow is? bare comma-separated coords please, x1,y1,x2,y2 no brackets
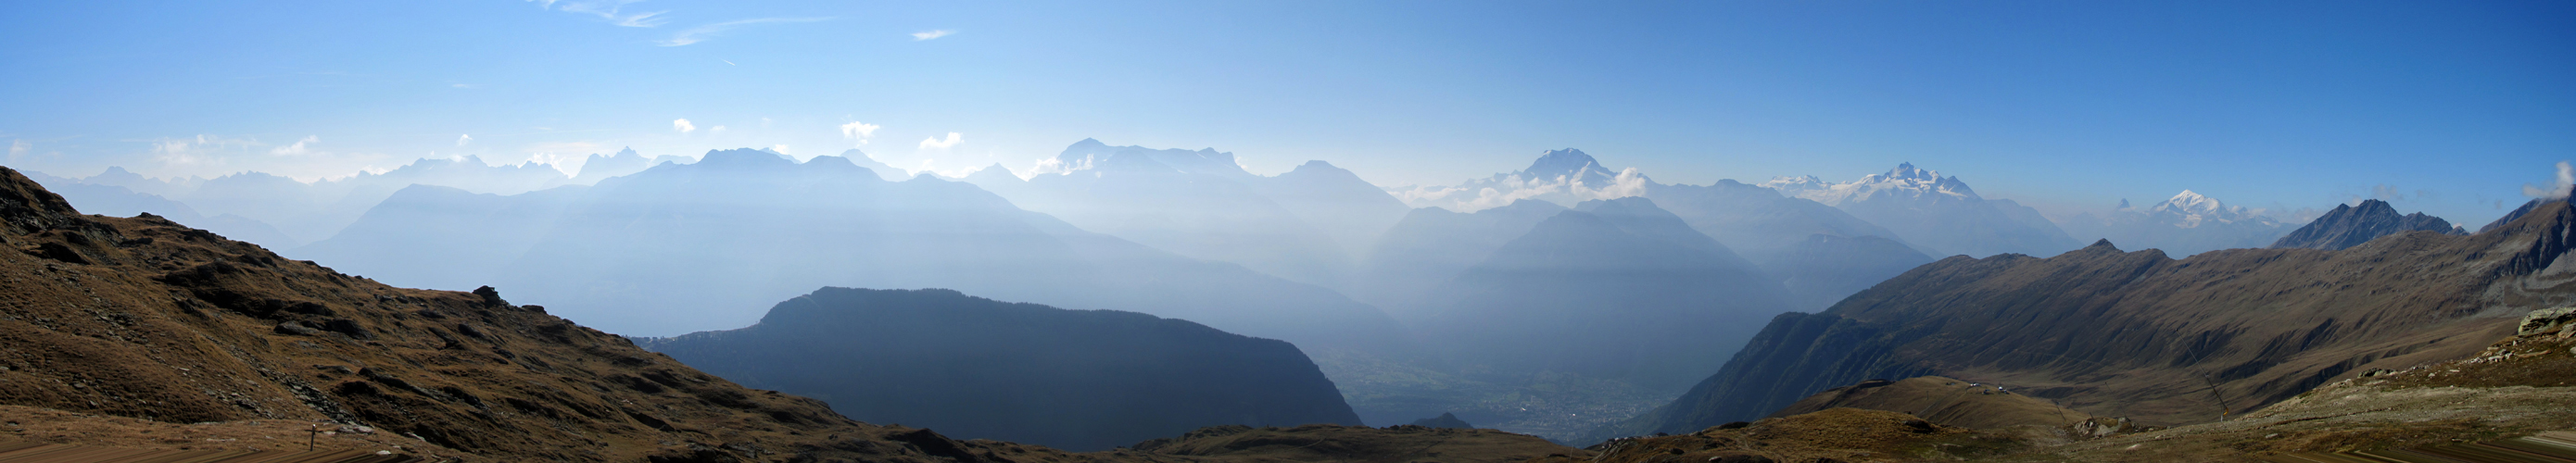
639,287,1361,452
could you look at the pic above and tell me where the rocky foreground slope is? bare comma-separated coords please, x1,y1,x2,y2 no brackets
0,166,1126,461
1593,198,2576,443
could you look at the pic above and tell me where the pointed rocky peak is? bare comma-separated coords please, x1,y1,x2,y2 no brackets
2085,239,2120,252
2117,198,2133,210
614,146,638,157
2270,199,2460,250
1521,148,1602,180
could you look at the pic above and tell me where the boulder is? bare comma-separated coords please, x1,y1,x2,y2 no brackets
2520,307,2576,337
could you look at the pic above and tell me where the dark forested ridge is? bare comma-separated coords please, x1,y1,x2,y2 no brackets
639,287,1363,452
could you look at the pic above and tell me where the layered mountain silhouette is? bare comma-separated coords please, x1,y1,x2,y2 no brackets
638,287,1362,451
2058,190,2298,257
26,154,653,247
1589,199,2576,442
1414,197,1793,392
966,139,1408,288
2270,199,2466,250
1766,163,2081,257
294,149,1413,360
1350,199,1569,315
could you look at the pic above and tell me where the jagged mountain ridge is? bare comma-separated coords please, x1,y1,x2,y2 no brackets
2270,199,2466,250
639,287,1362,452
1589,199,2576,443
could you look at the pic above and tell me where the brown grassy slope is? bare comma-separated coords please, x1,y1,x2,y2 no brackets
1555,407,2039,463
1768,376,2093,430
1130,424,1585,463
0,166,1133,462
2002,330,2576,462
1606,201,2576,441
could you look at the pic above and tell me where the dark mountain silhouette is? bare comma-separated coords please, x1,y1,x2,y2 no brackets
638,287,1361,451
1415,197,1793,392
2270,199,2464,250
294,149,1413,360
1589,199,2576,443
966,140,1407,288
0,165,1125,462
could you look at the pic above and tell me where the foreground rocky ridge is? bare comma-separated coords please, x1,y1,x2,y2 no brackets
0,166,1127,462
1594,199,2576,443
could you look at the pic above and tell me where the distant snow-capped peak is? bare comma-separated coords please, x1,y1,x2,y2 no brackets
1387,148,1650,212
1762,162,1978,206
2128,190,2277,229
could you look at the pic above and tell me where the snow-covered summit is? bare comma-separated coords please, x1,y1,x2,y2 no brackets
1761,162,1979,206
2128,190,2277,229
1388,148,1648,212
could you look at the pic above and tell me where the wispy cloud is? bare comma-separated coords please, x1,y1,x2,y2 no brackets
2524,161,2574,199
457,134,474,146
659,18,831,46
918,132,963,150
270,135,320,156
7,140,26,156
451,83,478,89
552,0,669,28
673,119,697,133
840,121,881,144
711,125,727,134
911,30,953,41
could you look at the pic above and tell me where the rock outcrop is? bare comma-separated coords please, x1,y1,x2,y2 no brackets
639,287,1363,452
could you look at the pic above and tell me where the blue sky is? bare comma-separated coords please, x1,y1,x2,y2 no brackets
1,0,2569,225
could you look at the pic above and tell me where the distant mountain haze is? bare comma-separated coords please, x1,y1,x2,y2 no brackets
296,149,1416,361
639,287,1362,452
1766,163,2082,258
1352,199,1569,316
1414,197,1793,392
2270,199,2467,250
966,139,1409,289
2058,190,2297,257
